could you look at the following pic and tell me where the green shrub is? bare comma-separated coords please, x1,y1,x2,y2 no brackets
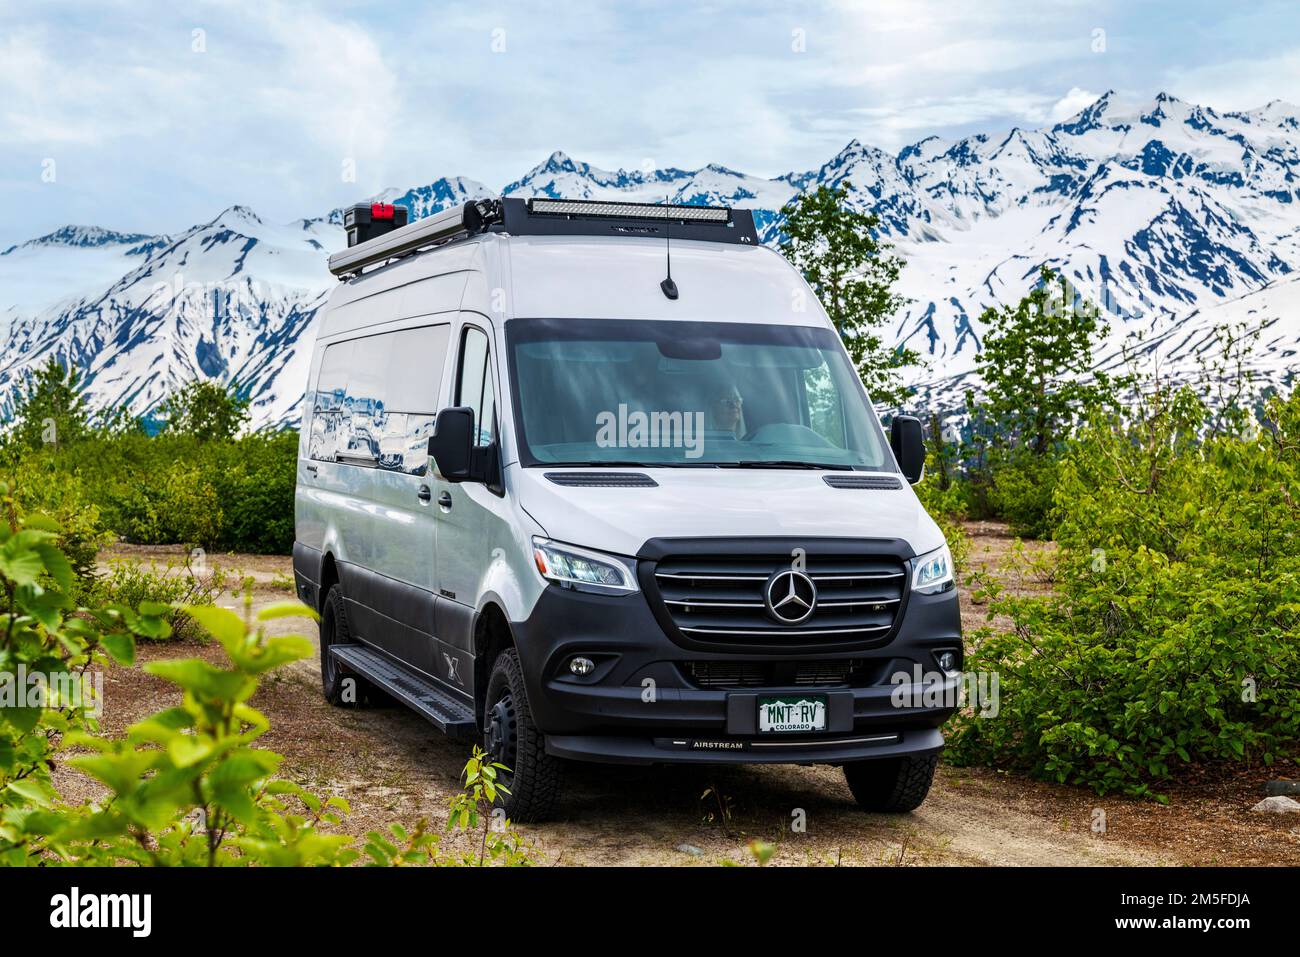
949,387,1300,797
155,380,250,441
157,461,224,547
0,490,531,866
4,461,112,587
983,446,1060,539
914,422,972,573
1,427,298,555
209,431,298,553
86,559,232,641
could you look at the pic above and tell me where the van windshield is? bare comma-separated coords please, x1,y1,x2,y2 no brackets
504,318,896,470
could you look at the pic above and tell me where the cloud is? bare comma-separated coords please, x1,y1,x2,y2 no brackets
253,5,400,183
1,0,1299,249
1164,47,1300,112
1049,87,1102,122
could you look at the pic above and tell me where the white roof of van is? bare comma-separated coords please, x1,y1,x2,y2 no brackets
501,234,827,327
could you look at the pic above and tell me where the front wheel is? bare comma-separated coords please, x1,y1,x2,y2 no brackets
843,753,939,812
482,648,562,823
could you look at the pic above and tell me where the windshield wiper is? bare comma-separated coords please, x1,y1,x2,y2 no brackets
715,460,854,470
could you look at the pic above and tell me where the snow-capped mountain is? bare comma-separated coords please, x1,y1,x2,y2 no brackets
0,208,335,424
2,90,1298,429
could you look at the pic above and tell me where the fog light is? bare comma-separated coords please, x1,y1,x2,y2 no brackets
937,651,960,674
569,656,595,676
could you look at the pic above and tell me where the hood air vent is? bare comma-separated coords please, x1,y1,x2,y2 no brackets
823,474,903,490
544,471,659,488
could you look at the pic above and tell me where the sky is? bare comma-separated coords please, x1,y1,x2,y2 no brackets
2,0,1299,247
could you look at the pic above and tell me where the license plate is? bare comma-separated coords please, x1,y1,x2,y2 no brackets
758,695,827,733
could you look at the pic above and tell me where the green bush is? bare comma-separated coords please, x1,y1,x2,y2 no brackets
913,475,969,575
914,418,971,572
1,428,298,555
208,431,299,554
155,379,250,441
983,446,1060,539
86,559,232,641
949,386,1300,797
156,460,225,547
0,489,531,866
4,460,112,587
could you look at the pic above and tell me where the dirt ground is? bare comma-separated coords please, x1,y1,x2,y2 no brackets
63,525,1300,866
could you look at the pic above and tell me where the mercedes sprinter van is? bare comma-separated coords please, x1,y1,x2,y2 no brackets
293,197,962,821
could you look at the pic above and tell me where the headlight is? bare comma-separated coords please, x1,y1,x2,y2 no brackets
911,543,954,594
531,537,639,594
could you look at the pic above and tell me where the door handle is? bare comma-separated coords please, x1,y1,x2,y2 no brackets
437,491,453,510
305,463,318,475
417,485,432,503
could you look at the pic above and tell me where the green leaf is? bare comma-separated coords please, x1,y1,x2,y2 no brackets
144,658,255,703
99,631,135,667
5,776,57,808
0,706,42,734
179,604,247,652
166,733,214,769
0,546,47,588
256,600,318,624
32,542,73,594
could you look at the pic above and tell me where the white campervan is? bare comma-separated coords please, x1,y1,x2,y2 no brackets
293,198,961,821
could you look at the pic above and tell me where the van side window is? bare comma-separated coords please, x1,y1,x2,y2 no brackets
456,327,496,447
308,324,451,472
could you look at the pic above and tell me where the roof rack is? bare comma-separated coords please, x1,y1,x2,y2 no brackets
328,196,757,279
328,199,499,278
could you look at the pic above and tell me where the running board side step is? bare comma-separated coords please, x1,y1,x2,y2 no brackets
329,644,477,739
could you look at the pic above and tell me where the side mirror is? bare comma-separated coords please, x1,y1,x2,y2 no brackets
890,414,925,485
429,407,474,482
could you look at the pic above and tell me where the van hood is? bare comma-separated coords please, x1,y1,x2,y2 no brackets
511,466,945,558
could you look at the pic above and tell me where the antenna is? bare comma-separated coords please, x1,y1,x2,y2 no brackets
660,196,679,300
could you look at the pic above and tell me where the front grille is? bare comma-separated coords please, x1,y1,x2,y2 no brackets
686,659,872,688
650,549,908,647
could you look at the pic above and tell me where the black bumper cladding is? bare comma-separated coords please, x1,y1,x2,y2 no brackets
509,537,962,767
546,728,944,766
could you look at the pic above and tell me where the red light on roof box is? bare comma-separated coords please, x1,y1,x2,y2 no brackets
370,203,396,221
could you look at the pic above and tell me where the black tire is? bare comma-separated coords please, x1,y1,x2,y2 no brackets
319,585,379,707
482,648,562,823
843,753,939,812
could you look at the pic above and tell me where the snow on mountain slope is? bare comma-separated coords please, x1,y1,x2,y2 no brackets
0,207,341,425
0,226,167,333
891,92,1300,397
501,151,695,202
1093,272,1300,392
1,91,1297,429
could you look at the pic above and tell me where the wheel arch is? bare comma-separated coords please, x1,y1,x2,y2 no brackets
318,552,341,613
471,597,515,731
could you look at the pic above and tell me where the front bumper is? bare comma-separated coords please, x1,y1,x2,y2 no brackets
509,577,963,767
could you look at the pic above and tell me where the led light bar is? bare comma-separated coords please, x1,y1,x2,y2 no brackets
327,195,758,280
527,198,732,224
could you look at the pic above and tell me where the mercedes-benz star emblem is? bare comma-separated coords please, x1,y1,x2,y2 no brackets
764,569,818,624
